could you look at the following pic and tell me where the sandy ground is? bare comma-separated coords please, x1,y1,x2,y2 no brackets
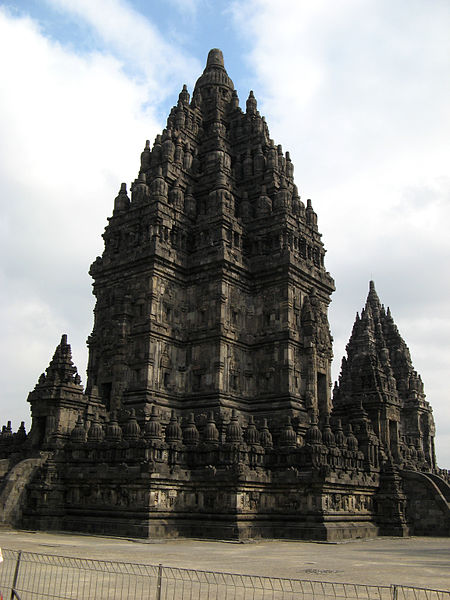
0,528,449,590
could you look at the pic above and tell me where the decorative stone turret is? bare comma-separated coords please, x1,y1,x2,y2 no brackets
27,334,87,448
183,413,200,446
144,406,162,443
105,411,122,443
70,415,86,445
333,281,436,472
165,410,182,445
203,411,219,446
0,421,28,459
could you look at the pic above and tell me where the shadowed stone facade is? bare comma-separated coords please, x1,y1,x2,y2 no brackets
333,281,436,473
85,47,334,432
1,49,448,539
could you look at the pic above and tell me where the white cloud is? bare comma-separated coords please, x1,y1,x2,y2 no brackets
0,4,198,433
1,0,449,472
45,0,201,93
165,0,202,17
231,0,450,466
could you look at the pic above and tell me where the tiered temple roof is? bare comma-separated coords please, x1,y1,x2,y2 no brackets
333,281,435,471
0,50,446,542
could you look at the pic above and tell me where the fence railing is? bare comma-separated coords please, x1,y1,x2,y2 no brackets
0,548,448,600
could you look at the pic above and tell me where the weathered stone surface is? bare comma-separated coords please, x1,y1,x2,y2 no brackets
333,281,436,473
1,49,448,541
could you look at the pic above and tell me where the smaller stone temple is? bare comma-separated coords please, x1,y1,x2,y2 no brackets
333,282,436,473
0,49,448,540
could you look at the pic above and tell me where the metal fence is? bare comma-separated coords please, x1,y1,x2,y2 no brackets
0,548,448,600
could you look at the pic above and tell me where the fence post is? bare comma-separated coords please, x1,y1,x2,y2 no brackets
156,563,163,600
9,551,22,600
391,585,398,600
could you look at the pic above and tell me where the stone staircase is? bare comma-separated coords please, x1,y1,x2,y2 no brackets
401,470,450,536
0,457,46,527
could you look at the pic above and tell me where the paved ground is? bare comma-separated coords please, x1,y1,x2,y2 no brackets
0,528,449,591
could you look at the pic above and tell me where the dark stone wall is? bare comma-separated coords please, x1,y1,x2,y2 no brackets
401,471,450,536
2,49,448,543
22,464,380,542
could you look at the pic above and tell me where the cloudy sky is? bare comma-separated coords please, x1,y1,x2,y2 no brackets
1,0,449,466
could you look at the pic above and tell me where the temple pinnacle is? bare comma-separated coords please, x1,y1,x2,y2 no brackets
366,280,381,313
206,48,225,68
194,48,234,93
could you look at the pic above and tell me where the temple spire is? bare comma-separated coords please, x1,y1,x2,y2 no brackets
366,280,382,316
246,90,257,114
206,48,225,68
44,334,81,386
193,48,234,96
333,282,436,471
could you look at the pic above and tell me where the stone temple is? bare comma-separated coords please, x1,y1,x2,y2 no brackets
1,49,449,540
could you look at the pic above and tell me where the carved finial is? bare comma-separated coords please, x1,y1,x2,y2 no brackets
123,408,141,441
114,183,130,213
87,416,103,443
206,48,224,68
4,421,13,437
322,415,335,447
366,279,381,315
231,89,239,109
245,415,259,446
194,49,234,96
334,419,347,448
306,416,322,445
279,416,297,447
346,424,359,451
179,84,190,104
140,140,151,170
259,418,273,449
165,409,182,444
246,90,257,114
226,409,243,443
306,199,318,229
105,411,122,442
183,413,199,446
144,405,162,441
41,334,81,387
204,411,219,444
70,415,87,444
